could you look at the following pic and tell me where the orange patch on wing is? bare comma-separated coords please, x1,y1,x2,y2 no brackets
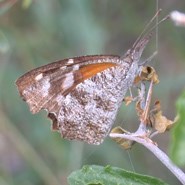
80,62,117,81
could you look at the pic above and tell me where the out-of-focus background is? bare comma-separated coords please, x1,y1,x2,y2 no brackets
0,0,185,185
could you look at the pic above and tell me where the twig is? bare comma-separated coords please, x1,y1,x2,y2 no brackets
142,80,153,125
109,132,185,185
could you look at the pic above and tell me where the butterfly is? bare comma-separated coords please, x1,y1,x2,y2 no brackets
16,11,166,145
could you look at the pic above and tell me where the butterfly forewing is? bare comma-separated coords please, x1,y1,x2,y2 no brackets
16,55,119,112
16,55,136,144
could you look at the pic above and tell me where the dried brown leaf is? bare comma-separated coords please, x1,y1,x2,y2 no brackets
111,127,134,150
123,96,133,106
134,66,159,84
149,101,176,133
136,100,144,117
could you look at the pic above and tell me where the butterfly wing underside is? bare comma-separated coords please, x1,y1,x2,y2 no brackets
16,55,137,144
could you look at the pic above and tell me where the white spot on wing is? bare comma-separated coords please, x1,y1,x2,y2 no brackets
35,73,43,81
60,66,67,70
62,72,74,90
65,94,71,105
73,64,79,70
42,77,51,97
67,59,74,64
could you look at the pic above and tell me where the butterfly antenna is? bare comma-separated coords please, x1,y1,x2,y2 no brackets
132,9,162,49
143,14,169,39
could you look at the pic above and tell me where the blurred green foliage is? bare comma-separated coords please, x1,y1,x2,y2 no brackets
0,0,185,185
170,91,185,166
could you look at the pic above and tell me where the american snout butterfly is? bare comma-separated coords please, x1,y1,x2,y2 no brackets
16,11,167,145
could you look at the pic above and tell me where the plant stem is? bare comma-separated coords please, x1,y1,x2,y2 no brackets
109,133,185,185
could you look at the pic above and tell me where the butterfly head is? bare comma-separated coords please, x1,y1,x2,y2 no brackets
122,33,152,65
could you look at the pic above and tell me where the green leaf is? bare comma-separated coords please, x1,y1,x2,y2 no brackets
170,90,185,166
68,165,168,185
